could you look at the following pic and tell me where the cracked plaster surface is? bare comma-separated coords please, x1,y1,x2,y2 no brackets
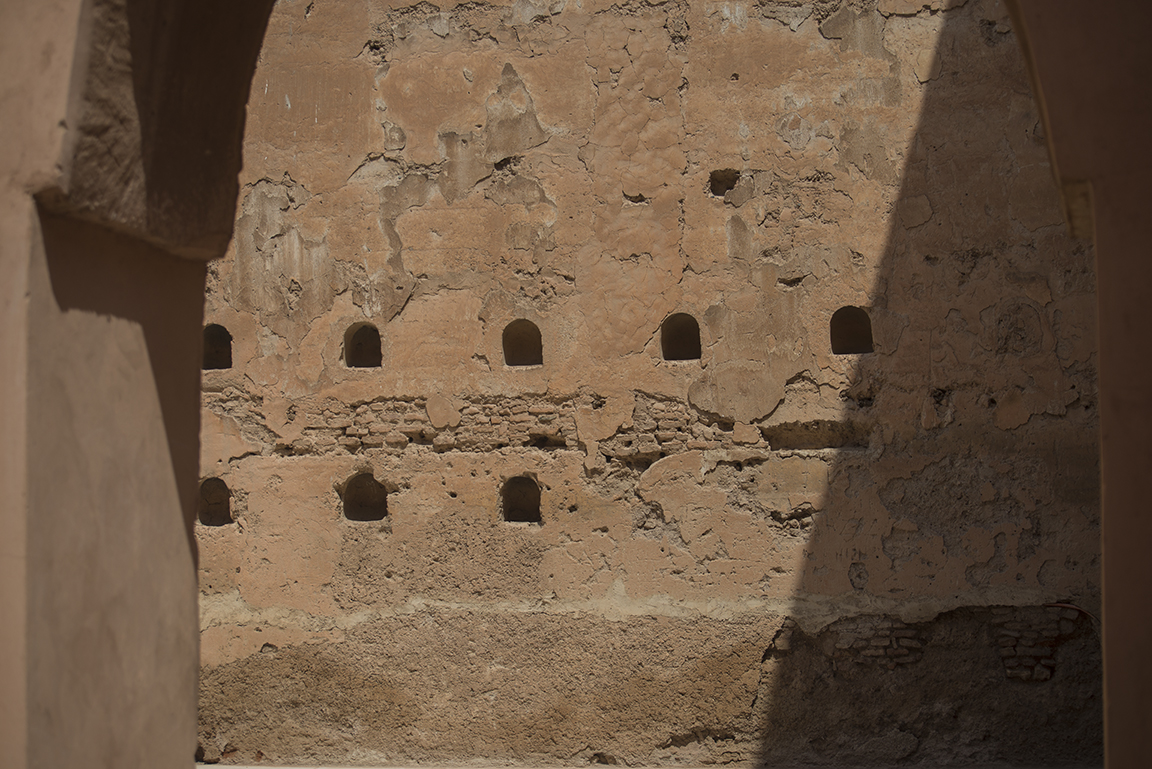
196,0,1100,764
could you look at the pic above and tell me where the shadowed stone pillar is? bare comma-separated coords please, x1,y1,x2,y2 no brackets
0,1,273,766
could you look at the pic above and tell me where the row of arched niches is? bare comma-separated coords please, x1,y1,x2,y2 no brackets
198,474,541,527
202,307,875,370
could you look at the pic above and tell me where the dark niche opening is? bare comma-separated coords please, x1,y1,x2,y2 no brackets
343,473,388,521
345,323,382,368
203,324,232,370
830,306,874,354
198,478,233,526
503,319,543,366
709,169,740,197
502,476,541,524
661,313,701,361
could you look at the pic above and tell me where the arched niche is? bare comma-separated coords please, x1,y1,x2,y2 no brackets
503,319,543,367
502,476,541,523
198,478,233,526
345,323,382,368
203,324,233,370
661,313,701,361
830,306,874,354
343,473,388,521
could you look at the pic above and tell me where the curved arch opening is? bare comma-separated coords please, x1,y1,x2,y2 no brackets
198,478,233,526
661,313,701,361
502,476,541,523
343,473,388,521
203,324,232,370
830,306,874,354
345,323,382,368
503,319,543,367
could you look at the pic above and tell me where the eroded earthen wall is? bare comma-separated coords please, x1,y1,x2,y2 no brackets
197,0,1101,764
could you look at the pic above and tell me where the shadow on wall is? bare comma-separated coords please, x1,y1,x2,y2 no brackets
187,2,1102,765
37,209,208,536
756,4,1101,765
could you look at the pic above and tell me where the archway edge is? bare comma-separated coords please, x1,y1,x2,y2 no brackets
0,2,275,768
1008,3,1152,766
45,0,278,260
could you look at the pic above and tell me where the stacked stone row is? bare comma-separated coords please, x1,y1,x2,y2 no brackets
306,399,432,453
766,609,1089,680
993,605,1081,681
829,615,925,669
205,390,781,459
599,397,768,459
454,400,579,451
290,397,582,455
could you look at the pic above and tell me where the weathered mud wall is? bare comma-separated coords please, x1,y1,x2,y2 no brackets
197,0,1101,764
